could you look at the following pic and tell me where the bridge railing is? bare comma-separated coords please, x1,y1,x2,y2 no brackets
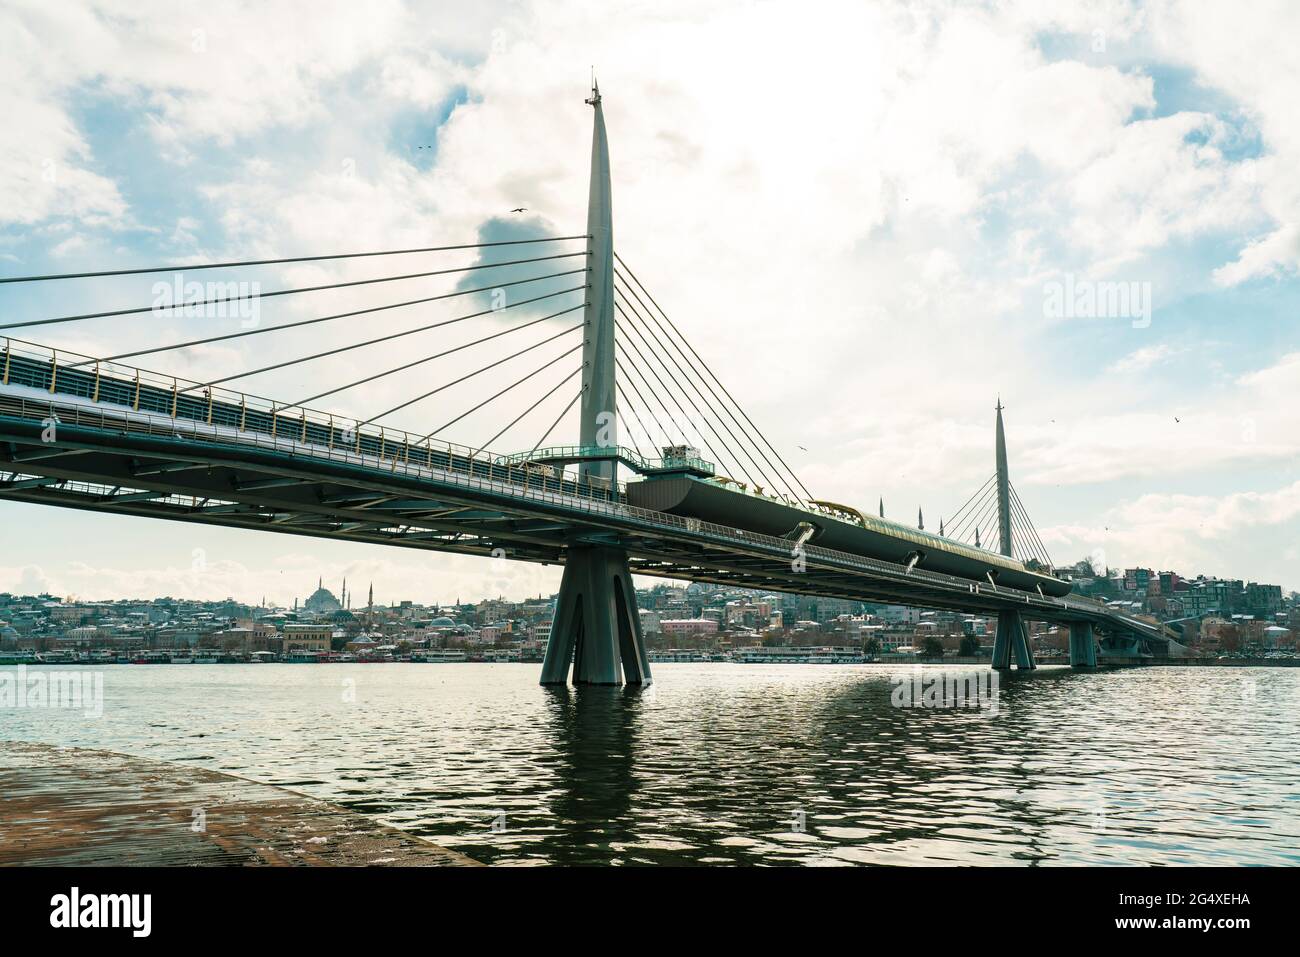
0,337,626,506
495,443,715,476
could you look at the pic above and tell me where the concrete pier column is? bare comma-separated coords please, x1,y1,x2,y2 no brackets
540,546,651,685
1068,621,1097,668
991,608,1036,670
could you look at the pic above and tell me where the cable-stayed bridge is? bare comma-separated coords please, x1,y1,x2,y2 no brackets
0,85,1181,684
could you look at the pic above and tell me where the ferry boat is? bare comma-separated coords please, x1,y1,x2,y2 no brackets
171,655,194,664
35,651,78,664
131,652,171,664
413,649,468,662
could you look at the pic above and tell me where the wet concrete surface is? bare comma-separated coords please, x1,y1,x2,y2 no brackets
0,741,480,866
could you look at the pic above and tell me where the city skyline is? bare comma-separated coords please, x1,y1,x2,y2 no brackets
5,562,1290,665
4,550,1291,612
4,1,1299,598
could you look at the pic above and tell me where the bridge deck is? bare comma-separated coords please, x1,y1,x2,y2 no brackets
0,341,1175,647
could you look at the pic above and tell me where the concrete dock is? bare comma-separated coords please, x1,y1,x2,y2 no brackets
0,741,479,866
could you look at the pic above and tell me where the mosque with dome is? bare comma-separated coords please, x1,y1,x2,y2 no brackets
302,578,347,615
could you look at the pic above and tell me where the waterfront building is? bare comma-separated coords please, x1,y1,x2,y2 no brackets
282,624,333,654
661,618,719,637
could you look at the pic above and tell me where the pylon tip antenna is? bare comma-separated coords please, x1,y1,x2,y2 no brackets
585,69,601,106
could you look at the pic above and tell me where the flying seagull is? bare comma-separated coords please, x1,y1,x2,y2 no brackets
509,207,527,213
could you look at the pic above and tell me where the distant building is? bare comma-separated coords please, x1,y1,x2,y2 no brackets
882,605,921,625
282,623,332,653
661,618,718,637
1246,582,1283,615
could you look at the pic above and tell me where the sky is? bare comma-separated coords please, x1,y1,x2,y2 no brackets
1,0,1297,605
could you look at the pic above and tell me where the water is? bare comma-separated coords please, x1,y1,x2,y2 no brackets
2,663,1297,865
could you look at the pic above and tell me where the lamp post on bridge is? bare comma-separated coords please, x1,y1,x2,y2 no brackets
540,81,653,687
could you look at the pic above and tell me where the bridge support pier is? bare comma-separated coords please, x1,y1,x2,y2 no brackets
1068,622,1097,669
540,546,652,686
991,609,1035,670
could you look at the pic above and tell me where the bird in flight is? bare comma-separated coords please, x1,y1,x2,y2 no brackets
509,207,527,213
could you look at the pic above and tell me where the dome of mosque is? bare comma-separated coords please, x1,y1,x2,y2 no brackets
303,583,341,614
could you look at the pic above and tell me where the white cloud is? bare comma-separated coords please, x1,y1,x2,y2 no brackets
1043,479,1300,587
1066,111,1262,268
1213,223,1300,286
1146,0,1300,284
1108,342,1181,374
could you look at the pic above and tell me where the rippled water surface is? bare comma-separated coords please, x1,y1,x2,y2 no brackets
3,663,1298,865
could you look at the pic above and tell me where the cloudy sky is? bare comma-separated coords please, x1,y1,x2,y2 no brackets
1,0,1297,605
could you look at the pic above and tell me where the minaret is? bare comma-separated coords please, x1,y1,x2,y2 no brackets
367,583,374,631
975,527,982,549
579,78,616,482
938,517,945,537
995,398,1013,558
878,498,884,518
917,507,924,530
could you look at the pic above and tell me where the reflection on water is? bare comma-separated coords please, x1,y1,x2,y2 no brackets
2,663,1297,865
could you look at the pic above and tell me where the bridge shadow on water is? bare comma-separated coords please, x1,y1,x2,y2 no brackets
537,685,647,866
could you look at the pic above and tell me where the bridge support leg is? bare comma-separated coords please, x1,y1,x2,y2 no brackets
1068,622,1097,668
991,609,1036,670
540,546,652,686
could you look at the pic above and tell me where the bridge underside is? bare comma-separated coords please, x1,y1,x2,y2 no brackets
0,409,1174,657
